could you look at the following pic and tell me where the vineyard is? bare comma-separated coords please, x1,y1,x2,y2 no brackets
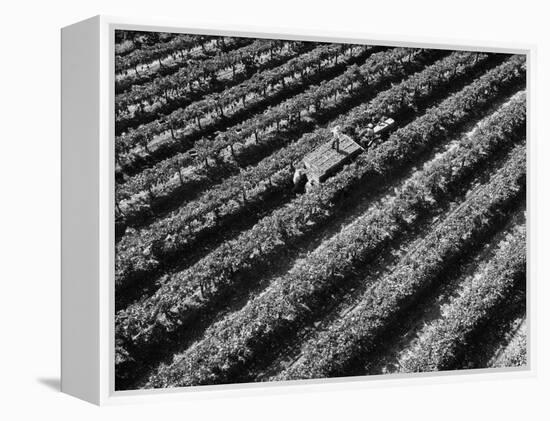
114,30,528,391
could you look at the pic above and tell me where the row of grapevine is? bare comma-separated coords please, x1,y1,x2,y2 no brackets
490,319,527,368
116,43,378,166
143,116,526,389
167,44,372,135
116,50,494,225
114,48,453,286
116,38,140,57
274,144,525,381
115,48,454,215
185,51,491,178
116,40,305,133
115,64,525,380
115,31,177,59
115,33,204,72
114,57,523,297
397,224,526,372
116,36,250,94
189,48,434,164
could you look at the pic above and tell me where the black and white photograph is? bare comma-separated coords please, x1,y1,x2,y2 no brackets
113,30,527,391
5,0,550,416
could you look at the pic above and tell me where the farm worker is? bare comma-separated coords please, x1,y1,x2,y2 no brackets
293,165,307,193
358,123,375,148
365,123,375,140
305,179,315,193
330,125,342,152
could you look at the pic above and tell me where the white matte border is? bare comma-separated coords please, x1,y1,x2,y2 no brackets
96,15,535,405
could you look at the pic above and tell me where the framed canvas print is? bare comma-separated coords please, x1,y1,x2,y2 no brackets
61,15,532,405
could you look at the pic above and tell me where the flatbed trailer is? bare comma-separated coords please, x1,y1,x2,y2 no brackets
302,134,364,184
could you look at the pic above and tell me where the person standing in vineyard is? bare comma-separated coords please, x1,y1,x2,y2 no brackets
293,164,307,193
357,123,375,149
330,125,343,152
305,178,315,193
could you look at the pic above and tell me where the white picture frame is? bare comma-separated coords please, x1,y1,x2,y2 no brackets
61,15,535,405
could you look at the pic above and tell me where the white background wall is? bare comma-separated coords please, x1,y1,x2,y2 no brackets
0,0,548,418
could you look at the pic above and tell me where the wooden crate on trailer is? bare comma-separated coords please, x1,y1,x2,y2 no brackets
302,135,364,183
